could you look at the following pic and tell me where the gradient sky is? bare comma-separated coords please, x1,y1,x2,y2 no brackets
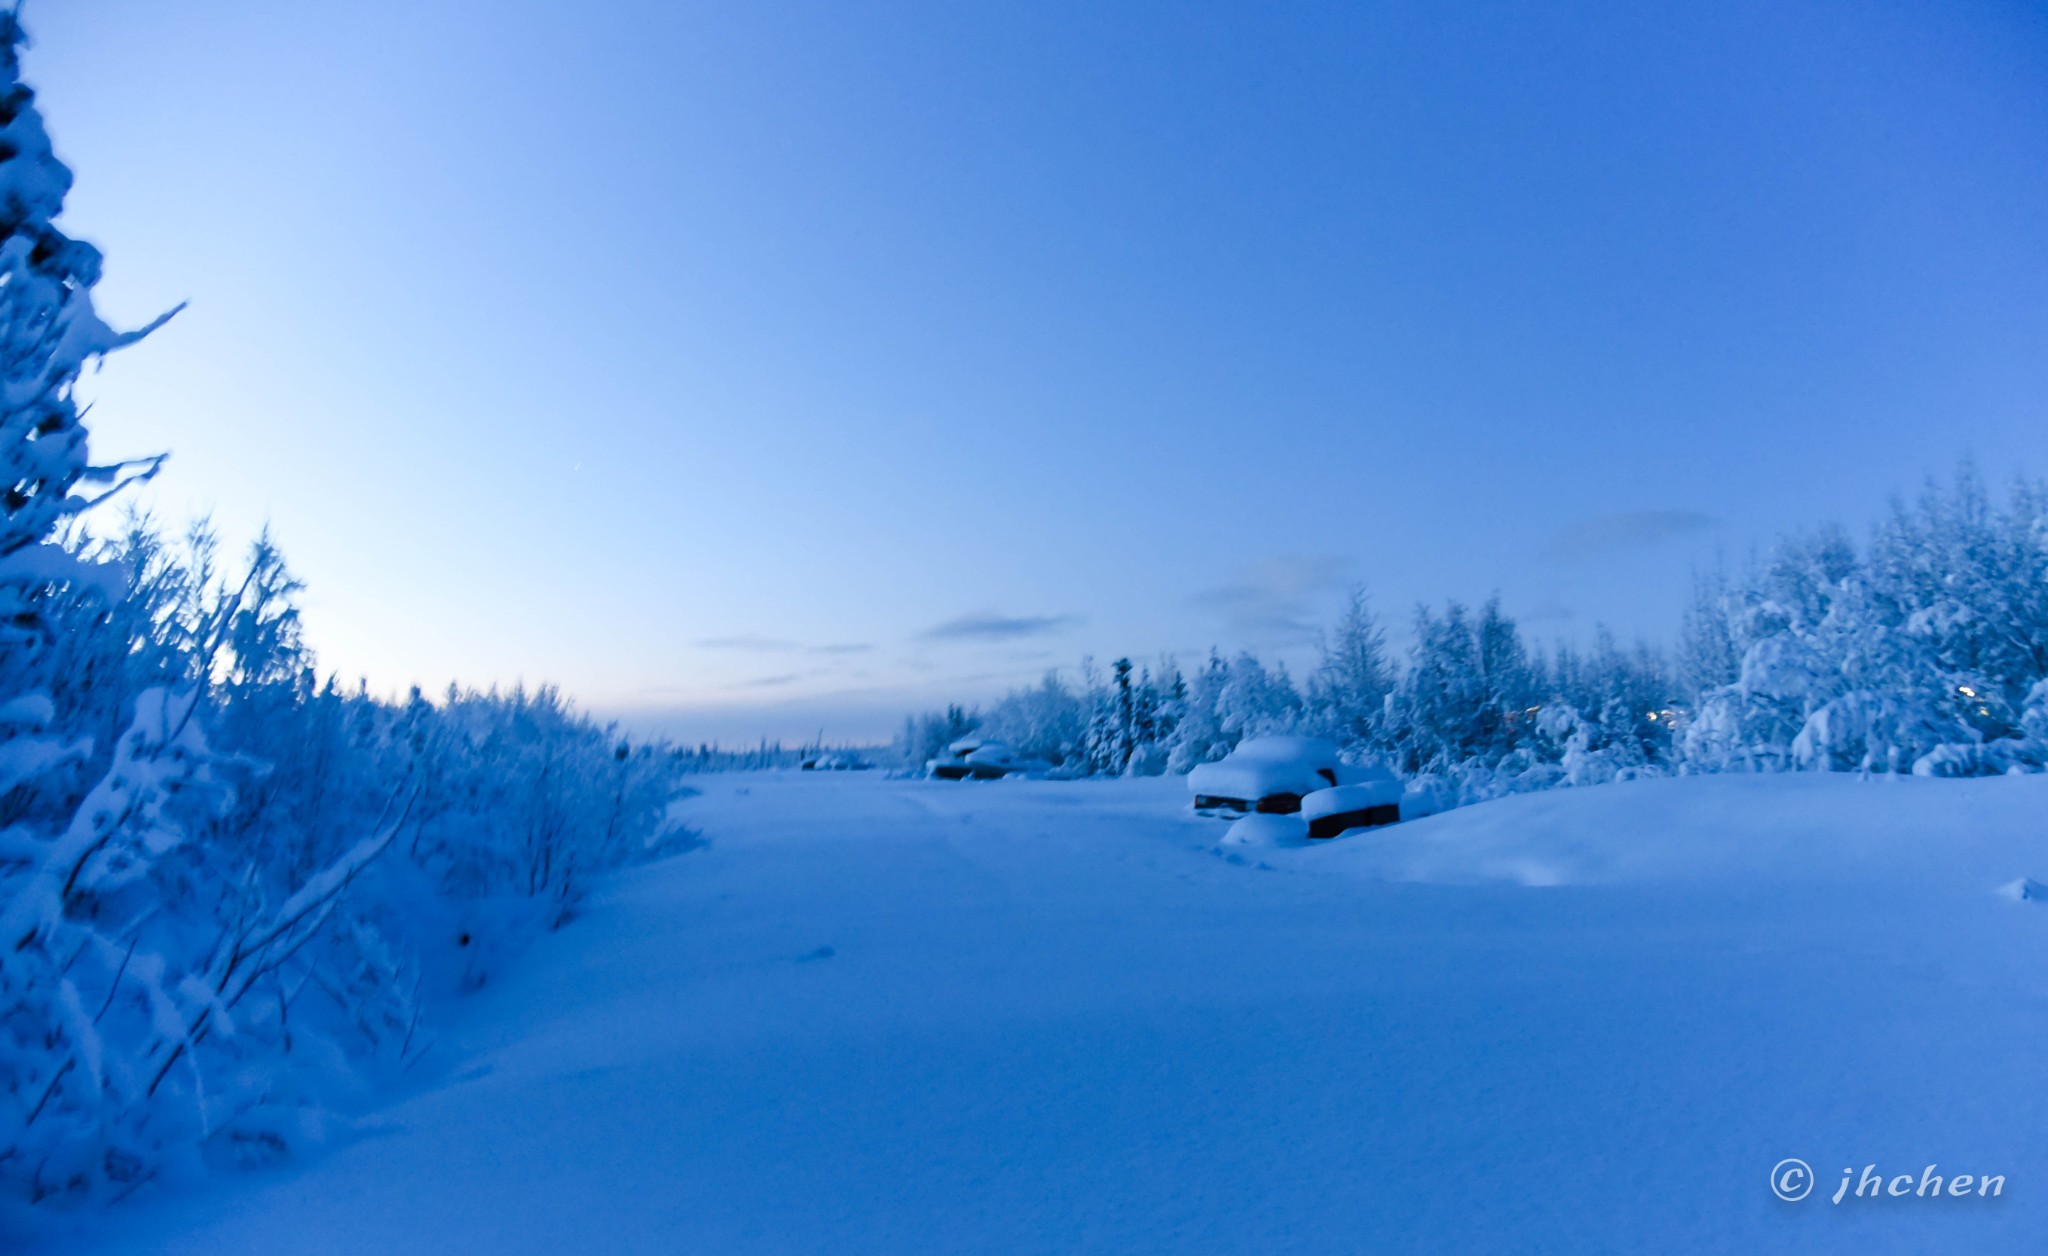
26,0,2048,742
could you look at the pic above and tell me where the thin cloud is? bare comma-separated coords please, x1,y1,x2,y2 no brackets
1545,511,1716,561
1189,553,1350,643
696,635,800,652
698,637,877,657
917,611,1082,643
733,673,801,689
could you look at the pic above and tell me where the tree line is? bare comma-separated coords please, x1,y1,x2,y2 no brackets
907,466,2048,799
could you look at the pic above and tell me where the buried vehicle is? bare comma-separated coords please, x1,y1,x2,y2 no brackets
800,752,872,771
1299,776,1402,838
926,737,1054,781
1187,736,1349,814
1189,736,1403,834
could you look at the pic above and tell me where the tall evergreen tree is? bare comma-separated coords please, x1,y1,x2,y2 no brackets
1309,587,1392,751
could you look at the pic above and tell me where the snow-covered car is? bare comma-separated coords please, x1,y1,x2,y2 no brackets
1300,773,1402,838
926,737,1052,781
800,752,870,771
1188,736,1388,817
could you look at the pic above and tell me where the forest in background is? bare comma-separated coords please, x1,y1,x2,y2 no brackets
906,465,2048,804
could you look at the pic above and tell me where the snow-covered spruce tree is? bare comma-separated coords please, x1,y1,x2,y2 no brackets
1538,629,1677,775
1307,587,1392,753
1161,653,1229,773
1220,654,1302,742
1676,565,1741,698
1162,650,1302,773
1076,658,1125,775
1474,596,1539,756
1680,469,2048,775
1678,530,1849,771
1080,658,1155,776
0,16,238,1202
1861,469,2048,773
1123,663,1170,775
1387,601,1498,774
1380,597,1677,802
1147,657,1185,763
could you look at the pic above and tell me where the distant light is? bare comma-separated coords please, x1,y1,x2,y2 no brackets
1647,712,1658,721
1959,685,1977,697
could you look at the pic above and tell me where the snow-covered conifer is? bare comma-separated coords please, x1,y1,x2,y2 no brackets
1308,587,1391,752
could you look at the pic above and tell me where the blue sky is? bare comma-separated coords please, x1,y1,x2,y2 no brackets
28,0,2048,742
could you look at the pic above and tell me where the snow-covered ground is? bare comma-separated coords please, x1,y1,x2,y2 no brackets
21,770,2048,1254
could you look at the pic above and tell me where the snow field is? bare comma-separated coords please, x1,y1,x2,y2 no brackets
25,769,2048,1255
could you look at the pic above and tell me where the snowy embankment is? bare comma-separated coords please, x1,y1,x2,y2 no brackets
18,771,2048,1255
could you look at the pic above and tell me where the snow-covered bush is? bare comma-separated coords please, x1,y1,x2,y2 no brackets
0,26,690,1209
1,519,692,1210
974,674,1089,769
